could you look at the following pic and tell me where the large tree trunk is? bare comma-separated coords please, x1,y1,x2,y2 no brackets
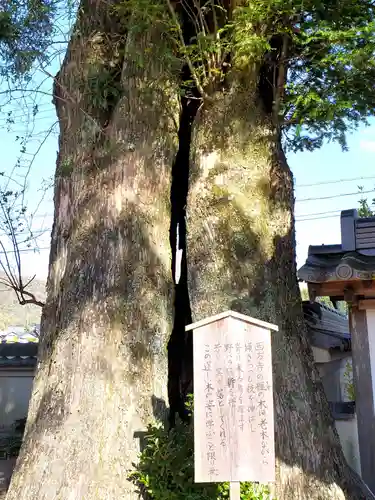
5,2,375,500
186,78,374,499
6,2,180,499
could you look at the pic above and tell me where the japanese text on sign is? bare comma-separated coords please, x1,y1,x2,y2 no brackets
192,313,276,483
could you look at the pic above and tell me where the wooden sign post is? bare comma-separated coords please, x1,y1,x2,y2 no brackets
186,310,278,499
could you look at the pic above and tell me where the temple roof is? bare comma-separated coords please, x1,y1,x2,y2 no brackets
0,325,39,368
303,301,350,352
298,209,375,287
298,250,375,284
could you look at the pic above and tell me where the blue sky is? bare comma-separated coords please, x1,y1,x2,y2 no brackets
1,63,374,281
291,120,375,270
0,55,62,281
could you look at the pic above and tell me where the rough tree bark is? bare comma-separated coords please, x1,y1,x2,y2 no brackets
6,1,180,498
185,76,374,498
5,1,375,500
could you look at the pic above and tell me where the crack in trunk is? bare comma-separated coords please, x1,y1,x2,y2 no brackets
168,86,200,429
258,33,289,126
166,7,282,429
166,0,231,429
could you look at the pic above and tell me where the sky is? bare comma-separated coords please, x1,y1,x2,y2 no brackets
0,51,62,281
291,119,375,270
0,60,374,282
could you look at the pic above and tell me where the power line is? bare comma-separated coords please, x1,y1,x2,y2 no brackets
0,115,56,127
296,175,375,188
0,229,48,238
0,246,49,255
0,104,52,114
296,189,375,203
296,214,340,222
30,213,53,219
0,108,55,122
296,209,340,218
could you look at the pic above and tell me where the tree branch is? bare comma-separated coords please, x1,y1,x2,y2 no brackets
165,0,208,99
0,278,45,308
273,33,289,127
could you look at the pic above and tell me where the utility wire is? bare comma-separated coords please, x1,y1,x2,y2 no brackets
29,213,53,219
296,189,375,203
296,175,375,188
0,246,49,255
296,209,340,218
296,214,340,222
0,108,55,122
0,229,47,237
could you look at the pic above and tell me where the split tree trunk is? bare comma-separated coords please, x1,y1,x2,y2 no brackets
186,80,373,499
5,2,375,500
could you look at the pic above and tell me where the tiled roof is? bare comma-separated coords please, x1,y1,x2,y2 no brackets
0,325,39,367
303,301,351,352
298,250,375,283
298,210,375,284
0,325,39,343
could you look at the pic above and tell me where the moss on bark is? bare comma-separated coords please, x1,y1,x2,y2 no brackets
187,86,373,499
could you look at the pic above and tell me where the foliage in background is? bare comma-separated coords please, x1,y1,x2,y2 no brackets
131,399,272,500
0,417,26,458
115,0,375,153
0,0,57,79
282,0,375,152
343,361,355,402
358,185,375,217
300,286,347,315
2,0,375,153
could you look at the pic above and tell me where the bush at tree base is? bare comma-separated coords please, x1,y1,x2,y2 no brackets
130,400,272,500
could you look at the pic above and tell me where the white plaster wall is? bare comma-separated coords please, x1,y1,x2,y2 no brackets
335,415,361,476
311,346,331,364
0,370,34,429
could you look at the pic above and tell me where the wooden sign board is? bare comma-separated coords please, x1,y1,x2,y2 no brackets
187,310,277,485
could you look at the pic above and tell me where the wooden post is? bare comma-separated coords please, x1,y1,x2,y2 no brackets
230,481,240,500
350,305,375,493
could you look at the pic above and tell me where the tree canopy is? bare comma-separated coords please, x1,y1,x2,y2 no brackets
3,0,375,152
0,0,58,78
277,0,375,151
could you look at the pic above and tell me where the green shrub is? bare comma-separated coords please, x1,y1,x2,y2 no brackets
131,399,272,500
343,361,355,402
0,417,26,458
